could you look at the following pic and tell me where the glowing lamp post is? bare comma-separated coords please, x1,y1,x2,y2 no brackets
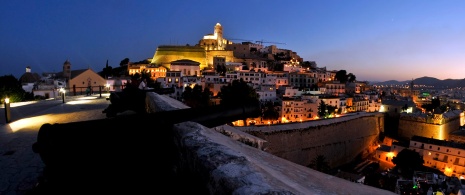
4,97,11,123
60,88,65,103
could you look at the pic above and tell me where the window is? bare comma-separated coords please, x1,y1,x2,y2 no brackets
438,147,440,150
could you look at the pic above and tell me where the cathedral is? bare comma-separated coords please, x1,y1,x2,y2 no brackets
148,23,235,71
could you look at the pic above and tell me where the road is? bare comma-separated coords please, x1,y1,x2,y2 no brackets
0,94,112,195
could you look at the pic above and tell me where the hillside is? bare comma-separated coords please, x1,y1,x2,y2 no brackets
372,77,465,88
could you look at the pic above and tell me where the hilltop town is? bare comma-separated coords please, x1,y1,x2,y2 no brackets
10,23,465,194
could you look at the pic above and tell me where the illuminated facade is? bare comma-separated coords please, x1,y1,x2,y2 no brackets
198,23,231,51
149,23,235,71
237,70,266,88
324,81,345,96
256,84,277,102
128,63,167,80
281,97,315,123
150,45,208,70
397,110,463,140
68,68,106,93
265,71,289,89
289,72,318,88
170,59,200,77
410,135,465,177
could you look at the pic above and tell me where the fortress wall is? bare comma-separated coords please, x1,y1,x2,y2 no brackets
398,118,461,140
237,113,384,168
144,93,395,194
151,46,208,69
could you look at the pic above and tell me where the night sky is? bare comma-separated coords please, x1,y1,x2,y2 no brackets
1,0,465,82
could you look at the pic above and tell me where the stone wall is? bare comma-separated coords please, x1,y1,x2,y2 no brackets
236,113,384,168
145,92,395,194
398,117,461,140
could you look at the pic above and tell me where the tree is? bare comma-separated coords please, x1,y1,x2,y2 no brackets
307,155,330,173
318,100,328,118
301,61,316,69
0,75,26,103
101,60,113,79
262,101,279,121
348,73,356,82
335,70,348,83
216,64,226,76
182,84,212,108
120,58,130,67
392,149,424,178
218,79,259,107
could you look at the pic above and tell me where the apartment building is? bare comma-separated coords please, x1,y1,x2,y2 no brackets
410,135,465,177
281,97,316,123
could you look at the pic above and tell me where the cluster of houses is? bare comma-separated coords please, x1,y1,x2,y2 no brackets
18,23,465,187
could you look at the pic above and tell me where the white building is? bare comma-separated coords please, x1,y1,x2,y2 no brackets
256,84,277,102
410,135,465,177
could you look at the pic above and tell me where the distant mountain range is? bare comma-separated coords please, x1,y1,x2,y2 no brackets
370,76,465,88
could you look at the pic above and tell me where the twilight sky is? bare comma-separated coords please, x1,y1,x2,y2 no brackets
1,0,464,82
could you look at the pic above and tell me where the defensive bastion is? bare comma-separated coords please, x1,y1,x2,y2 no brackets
235,112,385,168
146,92,394,194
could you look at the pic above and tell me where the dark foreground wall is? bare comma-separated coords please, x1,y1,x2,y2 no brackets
146,93,395,194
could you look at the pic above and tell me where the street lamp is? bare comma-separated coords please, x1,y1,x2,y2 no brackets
60,88,65,103
4,97,11,123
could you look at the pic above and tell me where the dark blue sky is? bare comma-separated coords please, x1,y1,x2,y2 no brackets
1,0,465,82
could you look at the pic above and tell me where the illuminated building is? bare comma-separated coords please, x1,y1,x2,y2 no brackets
410,135,465,177
198,23,230,51
149,23,235,71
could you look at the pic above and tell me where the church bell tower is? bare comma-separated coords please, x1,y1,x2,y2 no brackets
63,59,71,81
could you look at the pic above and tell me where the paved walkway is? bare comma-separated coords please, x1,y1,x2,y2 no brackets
0,94,112,195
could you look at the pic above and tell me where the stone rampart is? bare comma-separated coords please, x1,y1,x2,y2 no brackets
145,92,395,194
398,117,461,140
236,113,384,168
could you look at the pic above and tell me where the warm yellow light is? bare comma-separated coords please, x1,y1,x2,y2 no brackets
105,83,110,88
438,125,445,140
379,105,385,112
281,117,288,123
445,167,453,176
4,98,9,104
387,152,394,158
